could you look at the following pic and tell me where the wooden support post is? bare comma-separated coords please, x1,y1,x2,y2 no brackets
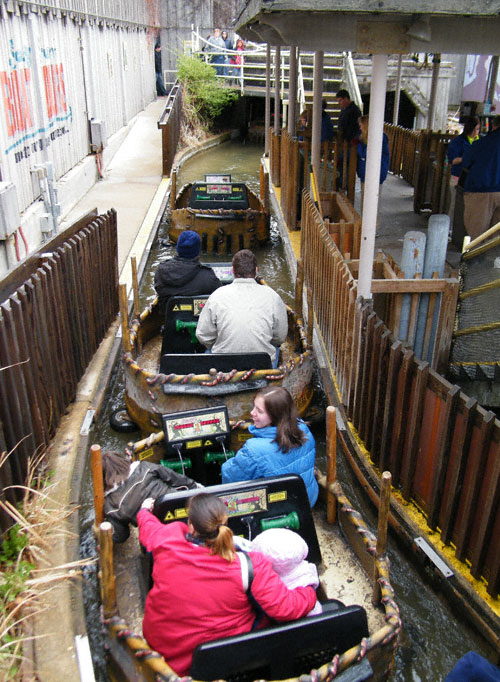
119,283,131,353
170,167,177,211
131,257,140,320
99,521,117,618
372,470,392,605
306,286,314,346
295,258,304,319
91,444,104,528
326,406,337,524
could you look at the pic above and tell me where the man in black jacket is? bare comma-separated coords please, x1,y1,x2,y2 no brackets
154,230,221,318
336,89,361,144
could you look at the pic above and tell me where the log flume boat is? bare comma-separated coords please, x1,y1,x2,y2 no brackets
118,265,315,461
167,170,270,253
93,407,401,682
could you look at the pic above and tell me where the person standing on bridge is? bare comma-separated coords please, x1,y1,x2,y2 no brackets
206,28,226,76
336,89,361,145
461,115,500,240
446,115,480,230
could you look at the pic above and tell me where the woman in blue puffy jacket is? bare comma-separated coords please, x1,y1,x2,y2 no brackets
221,387,318,506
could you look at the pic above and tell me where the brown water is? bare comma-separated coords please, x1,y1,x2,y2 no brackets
80,140,496,682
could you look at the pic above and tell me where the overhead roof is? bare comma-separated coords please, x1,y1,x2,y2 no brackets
233,1,500,54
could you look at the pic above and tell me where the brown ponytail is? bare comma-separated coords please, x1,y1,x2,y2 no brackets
188,493,235,562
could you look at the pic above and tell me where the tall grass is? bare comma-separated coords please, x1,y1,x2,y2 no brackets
0,448,92,680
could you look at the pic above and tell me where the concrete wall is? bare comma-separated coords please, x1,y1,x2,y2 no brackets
0,1,157,276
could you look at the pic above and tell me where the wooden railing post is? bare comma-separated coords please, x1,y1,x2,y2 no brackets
326,406,337,524
295,258,304,319
372,471,392,604
119,283,131,353
99,521,117,618
131,256,140,320
91,444,104,528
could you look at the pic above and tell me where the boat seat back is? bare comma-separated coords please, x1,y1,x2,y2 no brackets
160,352,271,376
154,474,322,565
190,605,369,682
189,182,250,211
160,295,209,356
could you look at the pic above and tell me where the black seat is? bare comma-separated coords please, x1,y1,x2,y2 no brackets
160,295,208,356
190,605,369,682
154,475,321,563
159,352,271,376
154,476,370,682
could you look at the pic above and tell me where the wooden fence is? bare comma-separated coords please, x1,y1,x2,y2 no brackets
158,81,183,177
0,211,118,533
384,123,457,215
300,190,500,598
274,129,357,230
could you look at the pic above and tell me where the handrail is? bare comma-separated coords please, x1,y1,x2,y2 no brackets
297,55,306,113
343,52,363,112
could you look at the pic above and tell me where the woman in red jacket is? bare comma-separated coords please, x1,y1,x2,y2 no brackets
137,492,317,676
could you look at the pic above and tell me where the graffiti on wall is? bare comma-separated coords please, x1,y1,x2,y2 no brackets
1,39,72,163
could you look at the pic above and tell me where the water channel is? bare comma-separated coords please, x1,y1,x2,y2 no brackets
80,140,495,681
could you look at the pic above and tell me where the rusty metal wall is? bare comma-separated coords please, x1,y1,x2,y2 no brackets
0,1,157,214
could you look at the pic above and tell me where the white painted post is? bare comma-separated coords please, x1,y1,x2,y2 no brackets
393,54,403,126
427,53,441,131
274,45,281,135
358,54,389,301
288,46,298,137
311,50,324,181
265,44,271,155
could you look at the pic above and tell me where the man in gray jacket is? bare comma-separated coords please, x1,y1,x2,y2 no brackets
196,249,288,368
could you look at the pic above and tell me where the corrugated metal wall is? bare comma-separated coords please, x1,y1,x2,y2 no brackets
0,0,157,214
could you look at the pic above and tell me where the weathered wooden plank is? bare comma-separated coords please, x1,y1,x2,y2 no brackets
454,410,496,562
440,397,478,544
378,340,403,472
0,311,29,483
50,251,79,390
24,278,59,436
470,440,500,580
388,348,414,485
368,329,392,462
361,318,384,446
40,261,74,406
0,302,37,462
15,285,51,438
401,361,429,500
427,384,461,530
9,294,47,448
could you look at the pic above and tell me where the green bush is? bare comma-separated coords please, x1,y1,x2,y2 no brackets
177,54,238,130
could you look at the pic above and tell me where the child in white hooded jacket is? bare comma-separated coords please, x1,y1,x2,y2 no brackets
251,528,322,616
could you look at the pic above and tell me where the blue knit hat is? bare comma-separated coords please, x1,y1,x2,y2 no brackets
177,230,201,259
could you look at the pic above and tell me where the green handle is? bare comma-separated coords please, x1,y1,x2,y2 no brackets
175,319,198,344
204,450,235,464
160,458,192,472
260,511,300,531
